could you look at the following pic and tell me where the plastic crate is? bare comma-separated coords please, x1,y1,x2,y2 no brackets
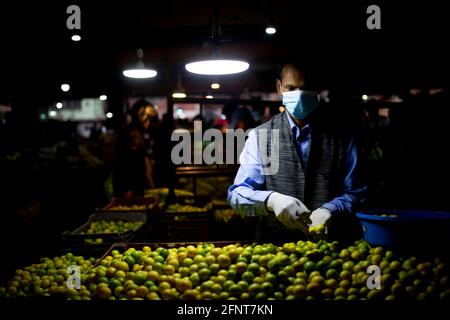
148,196,212,242
61,211,148,254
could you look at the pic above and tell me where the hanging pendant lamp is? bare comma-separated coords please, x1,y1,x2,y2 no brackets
185,3,249,76
123,48,157,79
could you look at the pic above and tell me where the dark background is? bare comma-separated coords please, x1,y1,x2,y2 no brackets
1,1,448,101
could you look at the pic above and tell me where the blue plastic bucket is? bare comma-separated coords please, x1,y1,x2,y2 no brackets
356,210,450,248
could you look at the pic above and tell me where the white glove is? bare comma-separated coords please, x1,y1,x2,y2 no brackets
266,192,311,231
309,208,332,228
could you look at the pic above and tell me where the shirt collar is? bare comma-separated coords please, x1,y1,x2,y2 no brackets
285,111,310,132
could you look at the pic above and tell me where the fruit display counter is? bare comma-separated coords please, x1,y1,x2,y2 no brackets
1,239,449,300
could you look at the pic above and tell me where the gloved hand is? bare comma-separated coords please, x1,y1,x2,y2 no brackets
266,192,311,231
309,208,332,232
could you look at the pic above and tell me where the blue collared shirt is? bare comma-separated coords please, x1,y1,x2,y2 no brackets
288,115,311,170
228,112,367,216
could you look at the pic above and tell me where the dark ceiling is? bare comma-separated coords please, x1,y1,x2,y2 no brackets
0,1,449,108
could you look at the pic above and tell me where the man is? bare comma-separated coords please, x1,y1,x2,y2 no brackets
228,62,366,242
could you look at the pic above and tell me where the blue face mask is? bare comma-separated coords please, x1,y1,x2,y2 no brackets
282,90,320,120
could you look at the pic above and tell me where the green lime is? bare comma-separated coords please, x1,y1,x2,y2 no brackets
329,259,343,270
237,280,249,292
255,292,267,300
223,280,235,292
284,265,295,277
339,270,352,281
325,269,338,280
248,263,260,275
339,249,351,260
248,283,260,297
342,261,355,272
265,273,277,285
261,282,274,295
334,287,346,297
124,256,135,267
199,268,211,281
241,271,254,283
325,279,338,289
304,261,315,274
277,270,289,283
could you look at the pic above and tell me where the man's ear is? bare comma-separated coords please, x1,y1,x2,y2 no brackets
276,79,282,95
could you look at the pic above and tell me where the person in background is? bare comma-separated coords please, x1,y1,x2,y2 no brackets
229,106,257,131
228,62,367,242
113,99,158,197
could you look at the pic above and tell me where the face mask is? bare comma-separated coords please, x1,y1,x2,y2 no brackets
282,90,320,120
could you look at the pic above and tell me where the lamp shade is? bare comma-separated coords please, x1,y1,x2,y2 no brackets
185,59,249,75
123,49,157,79
172,74,187,98
172,92,187,98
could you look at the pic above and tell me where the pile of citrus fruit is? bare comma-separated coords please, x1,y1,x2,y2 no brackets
0,253,95,298
108,204,154,211
83,220,144,234
166,204,209,213
144,188,194,198
214,209,242,223
1,240,449,300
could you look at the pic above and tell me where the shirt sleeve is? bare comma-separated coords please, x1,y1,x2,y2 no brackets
227,130,273,217
321,137,367,214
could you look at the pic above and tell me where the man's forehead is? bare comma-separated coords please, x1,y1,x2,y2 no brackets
281,65,304,82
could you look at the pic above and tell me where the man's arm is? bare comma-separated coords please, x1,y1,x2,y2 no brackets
227,130,273,217
321,137,367,214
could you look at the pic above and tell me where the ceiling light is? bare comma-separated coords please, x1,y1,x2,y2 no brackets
106,112,113,119
123,69,157,79
172,92,187,99
123,48,157,79
49,111,57,117
185,7,249,76
362,94,369,101
265,26,277,35
61,83,70,92
211,83,220,90
205,95,214,99
56,102,63,109
99,95,107,101
172,75,187,98
186,60,249,75
71,35,81,42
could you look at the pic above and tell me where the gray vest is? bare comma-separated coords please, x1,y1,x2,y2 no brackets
254,112,349,242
